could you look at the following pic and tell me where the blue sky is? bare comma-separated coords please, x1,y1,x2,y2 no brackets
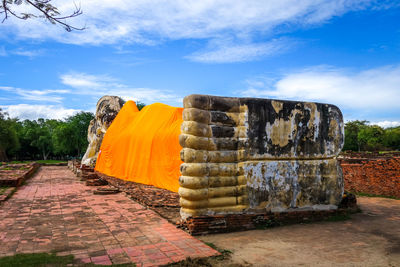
0,0,400,127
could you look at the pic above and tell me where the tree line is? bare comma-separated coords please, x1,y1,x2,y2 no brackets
1,108,399,162
343,120,400,152
0,108,94,161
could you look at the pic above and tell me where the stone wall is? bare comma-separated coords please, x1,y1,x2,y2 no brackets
179,94,344,219
340,154,400,198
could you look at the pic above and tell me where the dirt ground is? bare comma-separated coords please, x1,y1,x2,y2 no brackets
197,197,400,267
99,172,399,266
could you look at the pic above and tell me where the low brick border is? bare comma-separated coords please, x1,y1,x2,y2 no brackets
183,193,358,235
184,207,358,235
0,163,40,204
0,163,40,187
23,163,40,185
0,187,16,203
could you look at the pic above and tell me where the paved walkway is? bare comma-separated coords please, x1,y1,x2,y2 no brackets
0,166,218,266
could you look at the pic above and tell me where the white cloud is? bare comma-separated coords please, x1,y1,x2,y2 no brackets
1,104,80,120
0,47,44,58
236,65,400,123
187,38,292,63
372,121,400,128
60,73,111,88
116,88,183,105
0,86,14,91
60,72,183,105
0,86,67,102
0,0,393,62
240,64,400,118
11,48,44,58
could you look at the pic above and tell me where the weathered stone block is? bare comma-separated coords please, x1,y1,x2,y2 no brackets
179,94,344,219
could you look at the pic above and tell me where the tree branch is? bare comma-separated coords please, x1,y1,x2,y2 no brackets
1,0,8,22
1,0,85,31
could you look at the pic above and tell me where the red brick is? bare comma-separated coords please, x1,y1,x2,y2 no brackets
341,155,400,198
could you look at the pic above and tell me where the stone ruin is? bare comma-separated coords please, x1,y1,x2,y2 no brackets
79,94,348,234
81,96,125,167
179,95,344,219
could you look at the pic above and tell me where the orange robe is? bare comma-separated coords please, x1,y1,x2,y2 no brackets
95,101,183,192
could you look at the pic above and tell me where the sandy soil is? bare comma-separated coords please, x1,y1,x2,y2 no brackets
198,197,400,267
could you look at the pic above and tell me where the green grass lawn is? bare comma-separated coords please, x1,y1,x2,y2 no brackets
378,151,399,154
0,253,74,267
35,160,67,164
7,161,31,164
0,252,136,266
6,160,67,164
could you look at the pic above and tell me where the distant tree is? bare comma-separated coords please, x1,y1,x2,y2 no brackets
0,110,94,161
1,0,84,31
21,118,52,160
136,101,146,111
53,121,74,156
64,112,94,157
0,108,20,161
358,125,385,151
383,127,400,151
4,119,20,159
35,119,53,160
16,119,40,159
343,120,369,151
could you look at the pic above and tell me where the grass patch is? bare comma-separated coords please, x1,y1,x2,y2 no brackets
36,160,67,164
353,192,399,200
0,253,136,267
7,160,67,164
378,151,399,154
204,242,232,256
84,263,135,267
8,161,32,164
0,252,74,267
166,257,214,267
255,218,283,230
167,242,232,266
325,213,351,222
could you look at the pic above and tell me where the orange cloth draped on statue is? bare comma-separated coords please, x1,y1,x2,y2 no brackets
95,101,183,192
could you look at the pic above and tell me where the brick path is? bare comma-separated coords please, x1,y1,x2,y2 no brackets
0,166,219,266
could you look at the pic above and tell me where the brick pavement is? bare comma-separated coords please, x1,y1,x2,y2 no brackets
0,166,219,266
